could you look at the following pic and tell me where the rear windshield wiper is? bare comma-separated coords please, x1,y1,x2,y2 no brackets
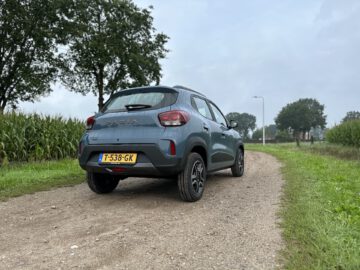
124,104,152,111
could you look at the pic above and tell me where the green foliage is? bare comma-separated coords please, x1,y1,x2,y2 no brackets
0,159,84,200
275,130,293,142
326,120,360,147
0,0,60,112
275,98,327,136
251,129,262,140
226,112,256,139
342,111,360,123
0,0,169,112
252,124,277,140
247,144,360,269
0,112,84,163
58,0,169,110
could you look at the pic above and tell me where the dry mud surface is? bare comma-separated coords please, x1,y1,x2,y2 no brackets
0,151,283,270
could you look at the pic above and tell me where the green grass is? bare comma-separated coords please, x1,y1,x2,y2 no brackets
0,159,85,201
299,142,360,161
247,144,360,270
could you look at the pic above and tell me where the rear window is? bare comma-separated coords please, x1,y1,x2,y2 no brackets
102,88,178,112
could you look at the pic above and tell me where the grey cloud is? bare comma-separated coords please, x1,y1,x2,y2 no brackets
19,0,360,127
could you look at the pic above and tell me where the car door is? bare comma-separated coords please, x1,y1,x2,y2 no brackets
208,102,236,169
191,96,215,165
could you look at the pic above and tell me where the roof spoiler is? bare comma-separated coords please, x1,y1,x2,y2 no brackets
173,85,205,96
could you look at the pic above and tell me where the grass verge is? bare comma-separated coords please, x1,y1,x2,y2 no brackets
0,159,85,201
299,142,360,161
247,144,360,270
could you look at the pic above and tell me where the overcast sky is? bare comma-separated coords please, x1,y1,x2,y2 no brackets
19,0,360,127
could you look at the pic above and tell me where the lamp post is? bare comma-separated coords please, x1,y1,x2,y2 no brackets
253,96,265,145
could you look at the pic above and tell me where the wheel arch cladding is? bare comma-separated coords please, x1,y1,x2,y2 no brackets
240,144,244,153
180,136,208,170
191,145,207,168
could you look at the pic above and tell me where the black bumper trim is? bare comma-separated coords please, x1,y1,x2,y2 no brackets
79,144,182,176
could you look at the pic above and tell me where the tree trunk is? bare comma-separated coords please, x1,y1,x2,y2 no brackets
0,98,6,114
98,85,104,111
97,66,104,112
294,131,300,147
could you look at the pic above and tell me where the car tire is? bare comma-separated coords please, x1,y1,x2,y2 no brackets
231,148,244,177
178,152,206,202
87,172,119,194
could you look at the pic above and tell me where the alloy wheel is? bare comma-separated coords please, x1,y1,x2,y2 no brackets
191,160,205,194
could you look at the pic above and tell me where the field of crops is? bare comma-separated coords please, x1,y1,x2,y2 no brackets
326,120,360,147
0,112,84,164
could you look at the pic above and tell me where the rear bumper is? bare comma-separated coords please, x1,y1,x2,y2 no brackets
79,144,183,177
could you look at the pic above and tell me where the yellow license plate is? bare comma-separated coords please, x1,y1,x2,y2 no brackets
99,153,137,164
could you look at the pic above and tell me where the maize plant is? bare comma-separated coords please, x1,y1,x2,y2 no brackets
326,120,360,148
0,112,85,164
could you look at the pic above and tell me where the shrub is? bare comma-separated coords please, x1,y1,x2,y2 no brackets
0,112,84,163
326,120,360,147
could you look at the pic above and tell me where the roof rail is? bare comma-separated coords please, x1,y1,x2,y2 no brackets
173,85,205,96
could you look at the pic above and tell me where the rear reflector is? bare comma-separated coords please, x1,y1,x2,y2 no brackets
170,140,176,155
111,167,127,172
78,141,83,156
158,110,190,126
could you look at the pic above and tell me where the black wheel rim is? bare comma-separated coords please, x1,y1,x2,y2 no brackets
191,160,205,194
238,151,244,172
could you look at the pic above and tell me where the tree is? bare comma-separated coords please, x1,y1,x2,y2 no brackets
275,98,326,143
226,112,256,139
252,124,277,140
266,124,277,139
275,130,293,142
58,0,169,111
251,128,262,140
0,0,60,113
342,111,360,122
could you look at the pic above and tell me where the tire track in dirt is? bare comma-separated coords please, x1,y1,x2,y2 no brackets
0,151,283,270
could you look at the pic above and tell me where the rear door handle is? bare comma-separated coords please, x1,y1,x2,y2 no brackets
203,124,209,131
221,133,226,138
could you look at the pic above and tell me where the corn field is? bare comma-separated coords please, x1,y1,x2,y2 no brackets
0,112,85,163
326,120,360,148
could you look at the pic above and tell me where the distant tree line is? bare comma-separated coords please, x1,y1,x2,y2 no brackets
342,111,360,123
228,98,333,144
252,124,278,140
248,99,358,145
0,0,169,113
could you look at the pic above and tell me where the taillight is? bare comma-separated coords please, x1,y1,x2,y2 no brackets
158,110,190,126
86,116,95,130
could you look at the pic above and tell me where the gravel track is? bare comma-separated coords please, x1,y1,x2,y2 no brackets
0,151,283,270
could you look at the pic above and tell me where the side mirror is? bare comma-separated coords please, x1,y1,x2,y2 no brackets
229,120,238,129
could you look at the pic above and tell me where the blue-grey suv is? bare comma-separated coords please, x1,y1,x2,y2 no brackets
78,85,244,202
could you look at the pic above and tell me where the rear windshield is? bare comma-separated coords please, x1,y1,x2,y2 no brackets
102,88,178,112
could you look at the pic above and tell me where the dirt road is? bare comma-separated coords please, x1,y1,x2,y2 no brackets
0,151,283,270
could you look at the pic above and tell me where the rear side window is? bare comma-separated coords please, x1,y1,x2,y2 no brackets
192,97,212,119
209,103,228,127
103,88,178,112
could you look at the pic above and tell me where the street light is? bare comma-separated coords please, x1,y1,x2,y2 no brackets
253,96,265,145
